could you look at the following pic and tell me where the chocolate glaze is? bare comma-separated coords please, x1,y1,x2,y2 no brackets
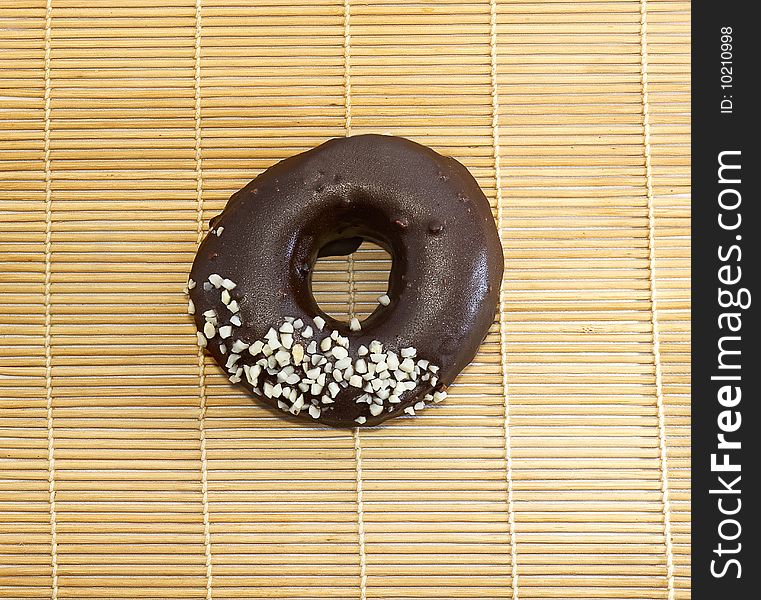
189,134,503,427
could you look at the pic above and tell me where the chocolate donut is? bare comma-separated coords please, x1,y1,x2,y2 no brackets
187,135,503,427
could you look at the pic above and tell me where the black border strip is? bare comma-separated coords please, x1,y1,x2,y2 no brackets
692,2,758,597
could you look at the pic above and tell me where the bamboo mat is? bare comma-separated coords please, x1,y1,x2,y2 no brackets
0,0,690,599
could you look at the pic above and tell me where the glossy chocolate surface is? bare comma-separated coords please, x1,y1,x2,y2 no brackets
189,134,503,426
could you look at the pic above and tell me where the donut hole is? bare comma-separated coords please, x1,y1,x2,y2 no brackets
311,240,392,324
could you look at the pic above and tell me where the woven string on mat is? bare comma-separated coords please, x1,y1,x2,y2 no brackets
0,1,690,598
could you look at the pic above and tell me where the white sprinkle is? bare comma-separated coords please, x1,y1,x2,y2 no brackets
221,278,236,290
227,300,240,314
309,405,321,419
268,336,282,351
393,370,406,381
215,226,224,236
358,345,369,356
404,380,417,391
314,316,326,330
225,354,240,369
203,322,216,338
328,382,340,398
354,358,368,374
285,373,301,386
320,337,332,352
203,309,216,319
355,416,367,425
330,330,340,340
331,346,348,360
386,352,399,371
279,321,294,334
305,367,321,380
265,327,278,341
245,365,261,386
276,367,293,383
300,325,313,338
196,332,207,347
369,404,383,417
218,325,233,339
376,389,390,400
277,400,289,411
271,383,282,398
349,317,361,331
274,350,290,367
310,383,323,395
363,383,373,392
219,344,226,354
401,347,416,358
404,406,415,416
375,361,388,373
433,390,447,403
289,388,298,401
389,395,401,404
349,375,363,388
324,362,333,373
221,289,231,305
291,344,304,364
203,281,212,291
231,339,249,353
317,373,326,386
369,340,383,354
399,358,415,373
414,401,425,411
336,335,349,349
306,340,317,354
378,294,390,306
322,395,334,405
334,357,352,370
188,279,196,290
229,373,241,383
208,273,224,288
290,395,305,415
284,316,295,323
333,369,344,383
369,353,384,364
293,318,304,329
430,376,438,387
248,340,263,355
267,355,277,370
280,333,294,349
187,299,195,315
429,365,440,374
263,381,274,397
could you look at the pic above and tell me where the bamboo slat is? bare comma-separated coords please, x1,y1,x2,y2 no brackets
0,0,690,598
